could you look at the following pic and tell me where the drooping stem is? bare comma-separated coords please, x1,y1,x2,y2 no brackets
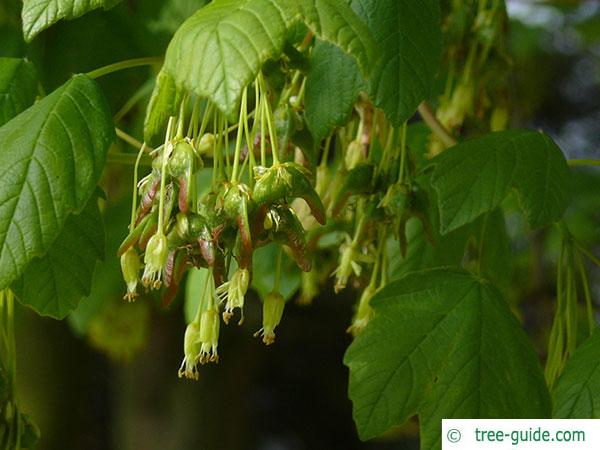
398,121,408,184
575,251,595,336
107,152,152,167
129,143,148,229
575,242,600,267
231,88,248,183
86,56,163,79
273,246,284,293
568,159,600,167
259,81,267,166
258,73,280,164
158,117,175,234
116,127,145,150
114,80,154,122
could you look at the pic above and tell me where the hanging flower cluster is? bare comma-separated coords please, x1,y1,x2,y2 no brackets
118,71,432,379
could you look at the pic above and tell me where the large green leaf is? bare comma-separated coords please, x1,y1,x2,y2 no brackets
0,58,37,127
554,326,600,418
299,0,378,75
350,0,442,126
344,268,550,444
21,0,122,42
304,41,364,142
12,195,104,319
160,0,376,118
430,130,571,234
162,0,298,118
0,74,114,290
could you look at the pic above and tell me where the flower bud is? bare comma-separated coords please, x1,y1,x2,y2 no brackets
178,321,202,380
142,232,168,289
197,133,215,155
298,268,318,305
333,242,362,293
120,247,141,301
347,284,377,336
255,292,285,345
169,141,196,177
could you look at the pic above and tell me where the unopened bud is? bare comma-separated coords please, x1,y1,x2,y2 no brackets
197,133,215,155
120,247,141,301
255,292,285,345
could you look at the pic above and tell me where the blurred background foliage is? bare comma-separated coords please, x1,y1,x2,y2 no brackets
1,0,599,449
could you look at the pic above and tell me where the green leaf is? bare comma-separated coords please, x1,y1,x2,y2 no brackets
430,130,571,234
0,58,37,127
344,268,550,444
144,69,185,145
304,41,364,142
299,0,378,75
0,74,114,290
12,195,105,319
554,326,600,418
162,0,297,118
21,0,122,42
350,0,442,126
160,0,376,118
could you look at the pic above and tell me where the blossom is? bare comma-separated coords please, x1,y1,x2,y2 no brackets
216,268,250,324
142,232,168,289
178,321,202,380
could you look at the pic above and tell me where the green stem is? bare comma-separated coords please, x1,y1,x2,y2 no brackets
568,159,600,167
564,246,577,356
576,251,595,335
242,92,257,185
116,127,145,150
158,117,175,233
176,96,188,140
398,121,408,184
232,88,248,182
114,80,154,122
575,243,600,268
129,143,148,229
476,212,489,275
224,116,231,179
198,103,214,140
187,99,200,140
106,152,152,167
273,246,283,293
258,73,280,164
86,57,163,79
